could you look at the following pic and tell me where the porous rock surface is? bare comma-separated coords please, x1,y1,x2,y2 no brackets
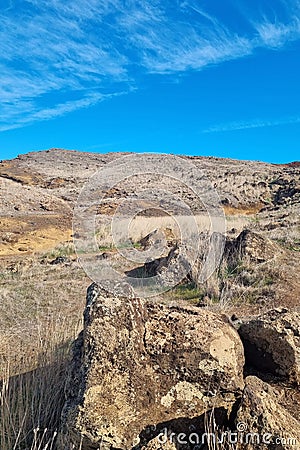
141,437,177,450
238,308,300,385
226,229,280,263
59,284,245,450
236,376,300,450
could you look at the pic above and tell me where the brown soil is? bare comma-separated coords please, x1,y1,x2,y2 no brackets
0,160,46,186
223,203,264,216
0,215,72,256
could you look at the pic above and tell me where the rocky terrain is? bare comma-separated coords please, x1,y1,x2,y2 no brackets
1,148,299,256
0,148,299,449
58,287,300,450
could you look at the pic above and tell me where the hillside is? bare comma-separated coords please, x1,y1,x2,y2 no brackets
1,148,299,256
0,149,299,449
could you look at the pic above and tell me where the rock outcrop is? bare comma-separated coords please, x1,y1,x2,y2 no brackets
58,284,245,450
125,243,193,293
235,376,300,449
238,308,300,385
226,229,280,263
270,176,300,206
138,228,177,250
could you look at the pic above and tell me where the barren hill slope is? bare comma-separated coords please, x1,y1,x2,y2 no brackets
0,149,299,256
0,149,299,368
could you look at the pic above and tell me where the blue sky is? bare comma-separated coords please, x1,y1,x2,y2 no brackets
0,0,299,163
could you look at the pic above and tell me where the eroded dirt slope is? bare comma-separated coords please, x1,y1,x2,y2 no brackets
1,149,299,256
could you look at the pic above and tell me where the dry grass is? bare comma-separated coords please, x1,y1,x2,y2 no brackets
94,214,251,252
0,149,299,449
0,318,81,450
0,217,298,449
0,253,88,370
195,252,279,313
0,251,88,449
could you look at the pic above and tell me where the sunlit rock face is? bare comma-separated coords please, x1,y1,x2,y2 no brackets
58,284,245,450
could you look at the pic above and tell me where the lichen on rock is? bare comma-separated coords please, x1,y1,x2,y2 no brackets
58,284,245,450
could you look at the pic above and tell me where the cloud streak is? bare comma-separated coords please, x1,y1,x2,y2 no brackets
254,17,300,48
202,115,300,134
0,0,300,130
0,91,128,132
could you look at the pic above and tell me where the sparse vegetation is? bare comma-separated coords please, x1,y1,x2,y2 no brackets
43,242,75,260
0,150,299,448
0,318,79,450
169,282,204,302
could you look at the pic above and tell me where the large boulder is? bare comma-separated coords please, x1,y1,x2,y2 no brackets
226,229,280,263
238,308,300,385
138,228,177,250
125,243,193,290
235,376,300,450
58,284,245,450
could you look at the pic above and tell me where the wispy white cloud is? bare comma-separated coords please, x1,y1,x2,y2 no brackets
202,115,300,134
121,0,300,74
0,0,130,130
0,90,129,132
138,31,253,74
254,17,300,48
1,0,300,130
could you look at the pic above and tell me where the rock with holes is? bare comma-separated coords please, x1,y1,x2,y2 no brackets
226,229,280,263
235,376,300,450
58,284,245,450
141,436,177,450
238,308,300,385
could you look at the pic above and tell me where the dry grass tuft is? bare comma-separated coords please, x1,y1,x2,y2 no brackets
0,318,80,450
